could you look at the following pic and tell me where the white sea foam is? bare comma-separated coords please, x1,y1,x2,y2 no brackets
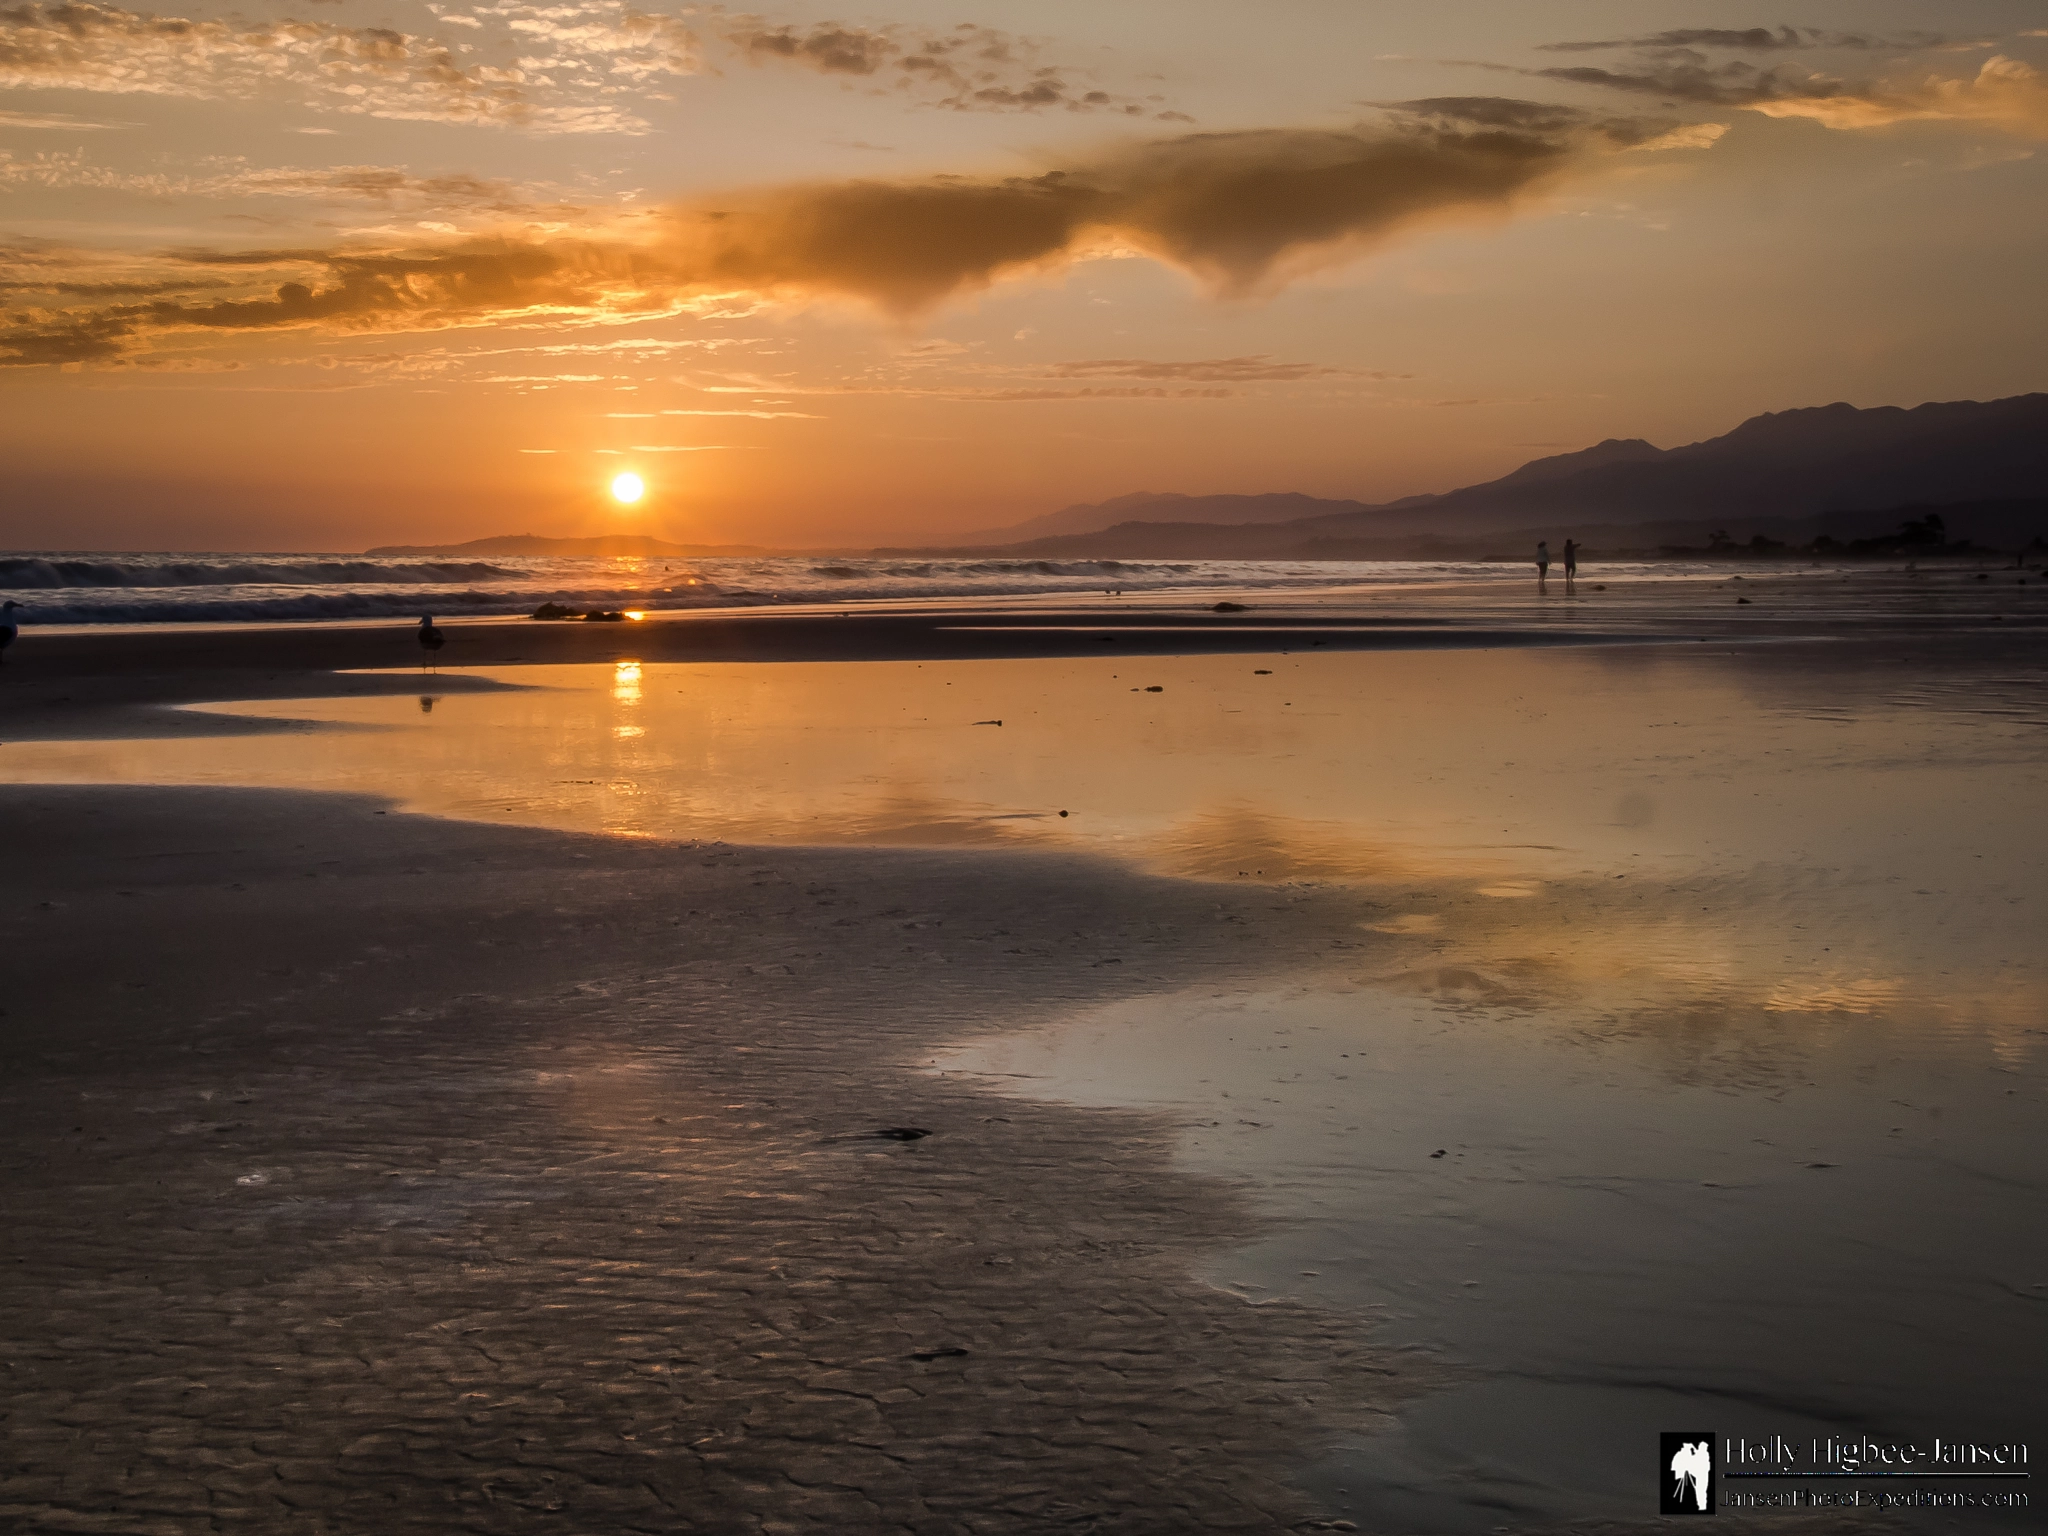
0,550,1595,626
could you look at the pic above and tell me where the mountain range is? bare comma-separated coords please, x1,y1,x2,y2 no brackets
945,393,2048,558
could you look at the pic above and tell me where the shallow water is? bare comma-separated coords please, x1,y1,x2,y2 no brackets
5,636,2044,1528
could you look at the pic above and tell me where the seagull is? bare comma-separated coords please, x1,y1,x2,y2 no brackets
0,600,19,664
417,614,445,671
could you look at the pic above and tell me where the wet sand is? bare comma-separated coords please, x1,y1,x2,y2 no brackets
3,787,1425,1533
3,565,2041,1533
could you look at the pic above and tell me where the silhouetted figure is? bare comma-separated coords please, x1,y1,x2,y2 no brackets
1535,540,1551,589
0,600,18,664
418,614,445,671
1563,538,1579,588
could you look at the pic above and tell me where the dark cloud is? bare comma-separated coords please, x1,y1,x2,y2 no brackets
1527,51,2048,134
723,20,894,75
1540,26,1796,53
712,13,1182,118
1,102,1672,365
1537,27,1934,54
1533,60,1816,107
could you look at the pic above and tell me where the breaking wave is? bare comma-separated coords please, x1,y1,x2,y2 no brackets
0,550,1479,626
0,557,512,590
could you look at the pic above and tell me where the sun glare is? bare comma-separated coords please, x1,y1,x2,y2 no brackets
610,472,645,504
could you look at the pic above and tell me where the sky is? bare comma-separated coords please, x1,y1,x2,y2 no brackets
2,0,2045,551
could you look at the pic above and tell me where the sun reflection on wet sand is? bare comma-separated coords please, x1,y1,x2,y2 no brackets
1,644,2041,1050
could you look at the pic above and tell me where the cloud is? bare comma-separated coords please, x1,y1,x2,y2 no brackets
962,386,1237,401
1533,52,2048,137
657,406,816,417
0,100,1675,365
722,18,893,75
1538,27,1950,54
0,150,573,213
1746,54,2048,134
0,104,127,127
0,0,690,131
711,13,1183,118
1044,354,1402,382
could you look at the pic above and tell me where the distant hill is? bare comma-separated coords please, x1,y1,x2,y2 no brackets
944,394,2048,558
964,491,1371,544
972,500,2048,561
365,534,774,558
1299,393,2048,538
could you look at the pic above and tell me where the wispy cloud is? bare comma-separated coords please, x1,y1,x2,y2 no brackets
0,104,129,128
962,386,1237,401
657,406,817,417
1537,27,1954,55
1044,355,1405,382
0,99,1691,365
1535,52,2048,136
0,0,691,131
708,12,1187,120
1512,24,2048,138
0,150,578,214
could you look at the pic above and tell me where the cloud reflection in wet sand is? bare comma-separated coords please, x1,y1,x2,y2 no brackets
2,643,2040,1057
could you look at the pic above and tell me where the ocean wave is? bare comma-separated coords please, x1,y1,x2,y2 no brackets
3,587,725,626
0,557,514,590
0,551,1547,626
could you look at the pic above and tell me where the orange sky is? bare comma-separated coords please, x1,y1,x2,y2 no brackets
2,0,2045,550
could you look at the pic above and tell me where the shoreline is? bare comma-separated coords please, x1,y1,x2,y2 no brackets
0,591,1644,730
5,561,2038,732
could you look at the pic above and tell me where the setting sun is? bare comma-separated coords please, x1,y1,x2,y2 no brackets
610,472,645,505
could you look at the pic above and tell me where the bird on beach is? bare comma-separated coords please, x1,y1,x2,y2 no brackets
0,600,20,664
417,614,445,671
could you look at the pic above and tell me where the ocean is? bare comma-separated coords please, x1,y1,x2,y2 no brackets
0,550,1651,626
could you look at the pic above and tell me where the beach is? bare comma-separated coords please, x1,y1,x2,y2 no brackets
3,566,2043,1533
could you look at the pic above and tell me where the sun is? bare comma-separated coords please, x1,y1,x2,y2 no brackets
610,472,645,505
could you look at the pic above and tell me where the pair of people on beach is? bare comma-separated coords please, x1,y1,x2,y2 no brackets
1536,539,1578,586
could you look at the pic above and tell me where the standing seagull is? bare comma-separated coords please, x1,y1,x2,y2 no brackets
417,614,445,671
0,600,20,664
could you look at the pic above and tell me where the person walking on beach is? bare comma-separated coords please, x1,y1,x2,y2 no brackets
1563,539,1579,589
1535,540,1551,589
